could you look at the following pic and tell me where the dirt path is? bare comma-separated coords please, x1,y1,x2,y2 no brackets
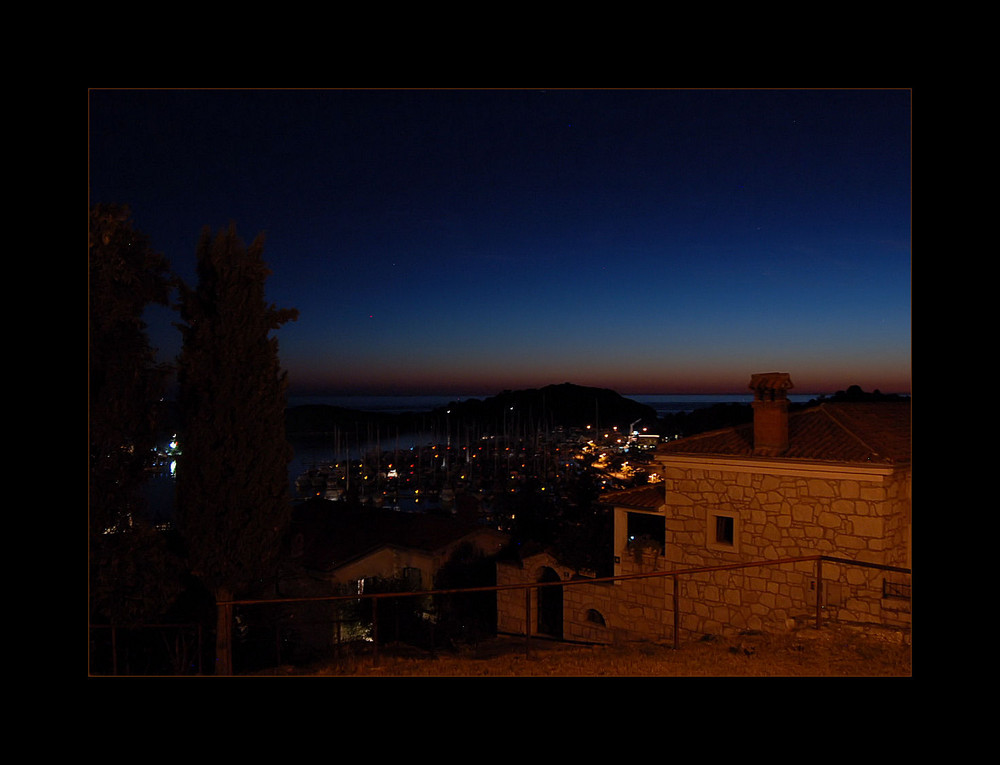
259,624,912,677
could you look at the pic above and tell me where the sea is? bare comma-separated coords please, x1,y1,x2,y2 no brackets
285,393,822,417
143,392,822,522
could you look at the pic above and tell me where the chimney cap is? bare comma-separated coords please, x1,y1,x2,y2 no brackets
749,372,794,399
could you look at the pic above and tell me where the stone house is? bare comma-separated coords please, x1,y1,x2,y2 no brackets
242,503,507,654
282,502,508,596
497,372,911,645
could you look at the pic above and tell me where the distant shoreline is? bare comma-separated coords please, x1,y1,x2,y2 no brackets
285,392,830,413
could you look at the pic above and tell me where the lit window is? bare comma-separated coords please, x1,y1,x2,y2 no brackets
626,512,665,554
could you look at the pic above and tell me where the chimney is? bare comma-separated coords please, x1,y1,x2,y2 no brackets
749,372,793,456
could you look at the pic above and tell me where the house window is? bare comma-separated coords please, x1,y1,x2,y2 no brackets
707,510,740,553
716,516,734,545
586,609,606,626
883,580,911,600
401,566,422,589
626,511,665,554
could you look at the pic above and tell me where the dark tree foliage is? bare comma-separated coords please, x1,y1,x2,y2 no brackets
89,204,181,626
174,224,297,672
432,541,499,646
659,402,754,438
830,385,909,402
552,470,614,576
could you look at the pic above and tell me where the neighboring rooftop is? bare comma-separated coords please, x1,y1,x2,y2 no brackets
599,485,666,510
291,501,506,572
656,401,911,465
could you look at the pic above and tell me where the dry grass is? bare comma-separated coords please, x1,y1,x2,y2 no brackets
257,624,911,677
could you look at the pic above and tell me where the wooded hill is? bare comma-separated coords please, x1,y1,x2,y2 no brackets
284,383,658,436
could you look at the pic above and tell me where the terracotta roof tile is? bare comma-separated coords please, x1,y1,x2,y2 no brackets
656,401,911,465
599,485,665,510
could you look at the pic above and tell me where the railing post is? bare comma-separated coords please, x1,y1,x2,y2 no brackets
335,611,342,659
815,557,823,629
275,621,282,668
524,586,532,658
672,574,680,650
372,598,379,666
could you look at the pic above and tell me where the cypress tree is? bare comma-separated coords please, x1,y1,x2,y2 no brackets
175,224,297,675
89,204,180,632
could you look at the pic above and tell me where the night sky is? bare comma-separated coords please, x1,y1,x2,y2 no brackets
88,88,911,398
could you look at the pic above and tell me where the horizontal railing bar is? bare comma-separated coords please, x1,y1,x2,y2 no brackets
221,554,911,607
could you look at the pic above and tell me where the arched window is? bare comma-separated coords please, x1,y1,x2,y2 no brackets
586,608,606,626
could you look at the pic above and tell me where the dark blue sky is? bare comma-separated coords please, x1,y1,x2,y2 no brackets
89,88,911,397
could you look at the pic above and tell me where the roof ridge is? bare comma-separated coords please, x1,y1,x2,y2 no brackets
813,403,883,459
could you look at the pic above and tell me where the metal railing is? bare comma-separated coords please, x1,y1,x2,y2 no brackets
91,555,909,673
222,554,910,665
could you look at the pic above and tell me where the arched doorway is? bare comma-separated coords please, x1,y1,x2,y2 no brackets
537,567,563,638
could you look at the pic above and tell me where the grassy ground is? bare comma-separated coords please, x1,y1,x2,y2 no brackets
252,623,912,677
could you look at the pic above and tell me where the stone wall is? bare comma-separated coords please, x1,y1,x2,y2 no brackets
656,460,910,565
496,558,531,637
497,554,671,644
648,458,911,633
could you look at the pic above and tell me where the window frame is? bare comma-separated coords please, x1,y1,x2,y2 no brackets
626,510,666,555
707,509,740,553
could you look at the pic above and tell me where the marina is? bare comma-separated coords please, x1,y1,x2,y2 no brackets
290,423,662,529
148,392,825,526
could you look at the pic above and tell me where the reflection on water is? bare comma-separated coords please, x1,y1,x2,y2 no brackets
288,429,443,510
145,471,177,523
142,428,440,521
